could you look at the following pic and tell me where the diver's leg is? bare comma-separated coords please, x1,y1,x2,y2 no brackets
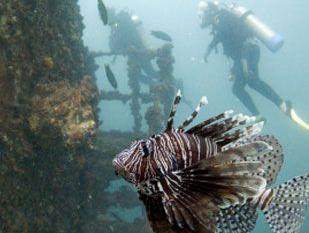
232,61,260,115
245,45,283,108
244,42,282,107
248,77,294,116
245,43,294,118
248,77,283,107
244,43,287,116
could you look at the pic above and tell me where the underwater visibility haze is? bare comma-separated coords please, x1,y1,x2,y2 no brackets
0,0,308,233
81,0,309,232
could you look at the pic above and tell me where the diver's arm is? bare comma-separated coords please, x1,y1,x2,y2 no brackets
204,36,219,62
241,58,249,78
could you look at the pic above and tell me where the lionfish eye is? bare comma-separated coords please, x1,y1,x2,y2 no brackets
141,141,150,157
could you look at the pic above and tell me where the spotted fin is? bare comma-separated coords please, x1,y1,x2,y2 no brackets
214,135,282,233
264,174,309,233
222,135,283,186
253,135,284,185
248,135,283,185
217,204,258,233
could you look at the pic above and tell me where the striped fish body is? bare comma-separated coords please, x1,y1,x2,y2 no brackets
113,91,309,233
135,131,218,195
113,131,217,191
153,131,218,171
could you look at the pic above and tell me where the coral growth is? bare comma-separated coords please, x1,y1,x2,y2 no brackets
127,57,143,132
145,43,178,134
28,75,98,147
99,43,179,134
0,1,100,232
0,1,180,233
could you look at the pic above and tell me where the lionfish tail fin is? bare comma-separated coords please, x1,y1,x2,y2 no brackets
177,96,208,131
165,90,182,132
263,174,309,233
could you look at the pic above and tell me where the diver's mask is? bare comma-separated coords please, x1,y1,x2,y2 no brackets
198,1,220,28
131,14,142,26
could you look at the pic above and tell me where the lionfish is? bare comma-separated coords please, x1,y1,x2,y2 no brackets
113,91,309,233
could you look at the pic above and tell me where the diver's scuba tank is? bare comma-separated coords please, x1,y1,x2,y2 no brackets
229,5,284,53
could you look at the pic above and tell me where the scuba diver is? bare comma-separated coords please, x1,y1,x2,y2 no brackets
106,8,158,83
198,1,294,122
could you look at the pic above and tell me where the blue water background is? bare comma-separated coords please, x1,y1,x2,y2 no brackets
79,0,309,232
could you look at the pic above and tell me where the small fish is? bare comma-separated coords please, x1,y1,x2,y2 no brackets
151,30,172,42
98,0,108,25
113,90,309,233
104,64,117,89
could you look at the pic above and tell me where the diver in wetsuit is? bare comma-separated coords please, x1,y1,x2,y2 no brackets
199,1,292,119
107,9,158,83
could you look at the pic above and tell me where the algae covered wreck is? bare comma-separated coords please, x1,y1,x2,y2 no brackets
0,1,151,232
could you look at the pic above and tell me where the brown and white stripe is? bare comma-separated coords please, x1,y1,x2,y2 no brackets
251,188,274,211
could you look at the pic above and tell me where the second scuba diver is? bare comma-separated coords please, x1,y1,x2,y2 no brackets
107,9,158,83
198,1,293,122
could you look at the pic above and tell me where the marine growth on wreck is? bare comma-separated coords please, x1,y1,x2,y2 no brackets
0,1,172,232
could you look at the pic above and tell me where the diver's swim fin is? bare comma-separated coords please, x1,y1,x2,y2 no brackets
280,101,309,131
290,109,309,131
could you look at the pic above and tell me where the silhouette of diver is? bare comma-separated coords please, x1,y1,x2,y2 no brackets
107,8,158,83
199,1,292,120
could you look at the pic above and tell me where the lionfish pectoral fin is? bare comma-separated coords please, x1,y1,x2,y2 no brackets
148,175,218,232
174,142,270,208
139,193,212,233
139,193,177,233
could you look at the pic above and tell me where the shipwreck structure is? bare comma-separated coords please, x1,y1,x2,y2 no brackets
0,1,151,233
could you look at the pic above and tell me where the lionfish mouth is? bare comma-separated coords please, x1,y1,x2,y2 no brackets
112,157,137,184
112,158,122,175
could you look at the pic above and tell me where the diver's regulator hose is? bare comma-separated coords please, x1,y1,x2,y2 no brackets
230,5,284,53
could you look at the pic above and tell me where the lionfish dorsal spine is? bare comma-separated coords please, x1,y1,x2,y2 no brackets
165,89,182,131
177,96,208,131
